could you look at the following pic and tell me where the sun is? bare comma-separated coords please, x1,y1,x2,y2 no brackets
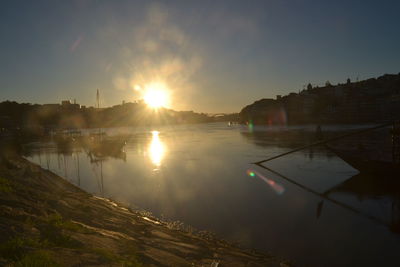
143,83,169,109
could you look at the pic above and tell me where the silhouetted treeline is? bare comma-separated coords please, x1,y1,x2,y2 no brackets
213,113,239,122
0,100,236,132
240,73,400,125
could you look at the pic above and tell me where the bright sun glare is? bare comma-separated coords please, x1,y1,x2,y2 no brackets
149,130,165,167
143,83,169,108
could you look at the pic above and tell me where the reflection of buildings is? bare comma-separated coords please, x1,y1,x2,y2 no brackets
23,135,128,196
148,131,165,167
240,130,334,159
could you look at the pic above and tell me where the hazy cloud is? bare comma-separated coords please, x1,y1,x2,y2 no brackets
111,3,203,110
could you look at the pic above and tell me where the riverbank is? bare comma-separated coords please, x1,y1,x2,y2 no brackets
0,153,289,266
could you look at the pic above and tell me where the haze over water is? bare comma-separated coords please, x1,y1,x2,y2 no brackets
26,122,400,266
2,1,400,266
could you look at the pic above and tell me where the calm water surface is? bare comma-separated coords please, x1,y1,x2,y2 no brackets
26,123,400,266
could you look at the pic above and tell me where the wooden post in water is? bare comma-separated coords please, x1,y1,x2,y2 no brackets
76,152,80,186
45,151,50,170
256,163,389,228
96,89,100,109
392,121,400,164
100,160,104,196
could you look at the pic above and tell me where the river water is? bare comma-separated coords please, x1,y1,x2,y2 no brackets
25,122,400,266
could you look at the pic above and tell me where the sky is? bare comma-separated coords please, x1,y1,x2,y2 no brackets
1,0,400,113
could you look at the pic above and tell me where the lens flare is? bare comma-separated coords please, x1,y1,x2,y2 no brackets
247,170,256,177
248,120,254,132
247,169,285,195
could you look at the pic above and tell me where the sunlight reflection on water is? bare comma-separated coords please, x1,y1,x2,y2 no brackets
149,130,166,169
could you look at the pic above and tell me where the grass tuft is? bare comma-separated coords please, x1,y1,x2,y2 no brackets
38,214,84,249
14,250,61,267
0,237,27,261
88,242,143,267
0,237,42,261
90,248,119,263
0,176,12,192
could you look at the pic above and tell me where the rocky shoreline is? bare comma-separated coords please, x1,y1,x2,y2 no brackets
0,153,290,266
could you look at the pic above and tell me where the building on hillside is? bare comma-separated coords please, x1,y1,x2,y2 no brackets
61,100,81,110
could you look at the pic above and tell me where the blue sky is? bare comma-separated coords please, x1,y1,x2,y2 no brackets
1,0,400,112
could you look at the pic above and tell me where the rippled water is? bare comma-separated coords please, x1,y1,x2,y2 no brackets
26,123,400,266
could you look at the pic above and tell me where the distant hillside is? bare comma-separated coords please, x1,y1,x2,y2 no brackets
239,73,400,125
0,100,220,133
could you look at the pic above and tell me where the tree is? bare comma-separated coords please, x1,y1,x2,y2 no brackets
325,81,332,87
307,83,312,90
347,78,351,84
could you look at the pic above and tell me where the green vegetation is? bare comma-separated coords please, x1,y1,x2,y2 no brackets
90,248,119,263
0,176,12,192
0,213,142,266
89,247,142,267
0,238,31,261
0,214,82,264
14,250,61,267
37,214,84,248
0,237,54,265
119,242,143,267
42,213,90,234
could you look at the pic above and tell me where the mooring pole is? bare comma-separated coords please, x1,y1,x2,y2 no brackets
392,121,400,164
255,163,389,228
